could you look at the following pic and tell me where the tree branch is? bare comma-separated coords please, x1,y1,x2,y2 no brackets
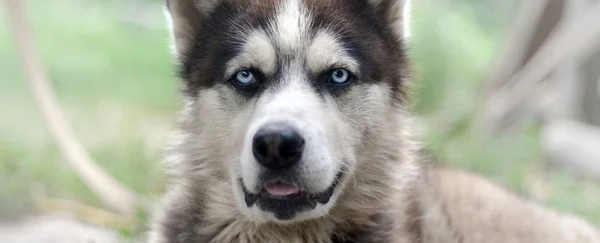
4,0,138,214
484,1,600,132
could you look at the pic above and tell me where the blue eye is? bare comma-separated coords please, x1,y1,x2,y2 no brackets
330,69,351,84
234,70,256,86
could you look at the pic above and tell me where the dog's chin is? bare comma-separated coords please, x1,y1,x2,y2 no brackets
239,172,343,222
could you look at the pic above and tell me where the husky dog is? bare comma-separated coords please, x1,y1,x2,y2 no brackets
149,0,600,242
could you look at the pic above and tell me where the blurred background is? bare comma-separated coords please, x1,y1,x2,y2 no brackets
1,0,599,241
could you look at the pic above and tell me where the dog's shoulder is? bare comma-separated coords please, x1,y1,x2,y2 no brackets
420,166,600,243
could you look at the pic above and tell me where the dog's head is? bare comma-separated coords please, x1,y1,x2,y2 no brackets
166,0,411,223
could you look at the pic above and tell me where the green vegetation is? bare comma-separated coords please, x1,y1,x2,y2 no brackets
1,0,598,235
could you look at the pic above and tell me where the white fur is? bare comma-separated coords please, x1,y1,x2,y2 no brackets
163,9,179,60
306,31,360,74
403,0,412,39
226,31,277,76
273,0,310,54
238,78,338,223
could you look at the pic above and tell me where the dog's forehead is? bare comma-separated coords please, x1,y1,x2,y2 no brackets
273,0,309,52
221,0,364,46
180,0,402,97
223,0,365,76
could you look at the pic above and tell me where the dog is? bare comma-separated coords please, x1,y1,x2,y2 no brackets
148,0,600,242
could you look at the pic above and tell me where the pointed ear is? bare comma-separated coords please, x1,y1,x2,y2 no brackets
368,0,412,41
165,0,222,59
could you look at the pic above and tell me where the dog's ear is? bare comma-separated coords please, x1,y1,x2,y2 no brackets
367,0,412,41
165,0,222,59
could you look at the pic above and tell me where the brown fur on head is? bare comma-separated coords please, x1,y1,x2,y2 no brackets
152,0,418,242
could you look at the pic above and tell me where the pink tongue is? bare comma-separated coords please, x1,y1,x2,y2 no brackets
265,183,301,196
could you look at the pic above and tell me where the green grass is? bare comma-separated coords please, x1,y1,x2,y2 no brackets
1,0,599,233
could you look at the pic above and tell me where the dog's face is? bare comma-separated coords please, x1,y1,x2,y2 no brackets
167,0,410,223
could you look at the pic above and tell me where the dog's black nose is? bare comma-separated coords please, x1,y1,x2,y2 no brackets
252,124,304,170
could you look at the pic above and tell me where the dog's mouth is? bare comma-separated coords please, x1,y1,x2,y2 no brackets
262,182,305,199
240,172,343,220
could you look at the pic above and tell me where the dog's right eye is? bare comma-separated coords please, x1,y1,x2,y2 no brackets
231,70,260,92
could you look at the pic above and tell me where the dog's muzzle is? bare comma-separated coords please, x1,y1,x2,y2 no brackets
240,122,342,220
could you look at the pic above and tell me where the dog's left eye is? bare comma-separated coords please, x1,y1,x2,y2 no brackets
234,70,256,86
329,69,352,85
